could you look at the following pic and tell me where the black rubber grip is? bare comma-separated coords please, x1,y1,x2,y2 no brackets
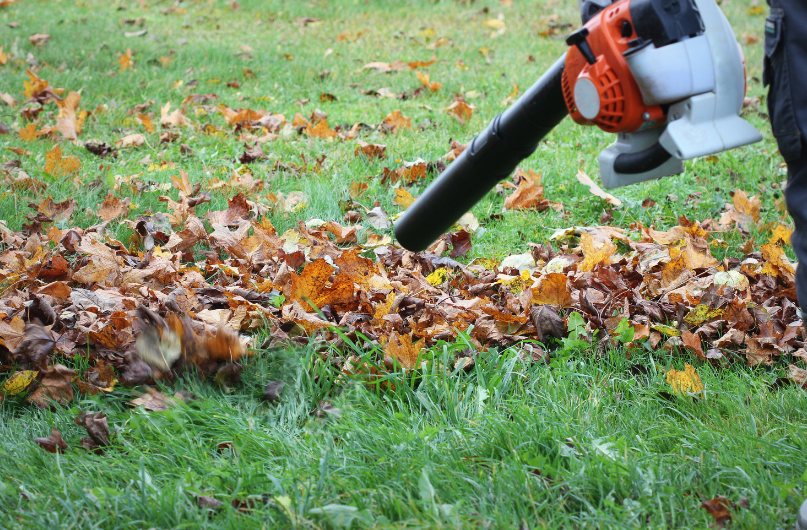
394,54,568,252
612,142,673,174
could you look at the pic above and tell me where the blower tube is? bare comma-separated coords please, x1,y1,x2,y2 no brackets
394,54,569,252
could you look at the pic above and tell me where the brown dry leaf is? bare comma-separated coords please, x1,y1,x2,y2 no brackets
732,189,761,223
202,325,247,362
787,364,807,388
19,123,43,142
416,71,442,92
408,57,436,69
532,273,572,307
349,181,368,199
97,193,131,222
128,387,178,411
160,102,190,128
446,95,474,124
119,48,133,71
355,140,386,159
44,145,81,177
363,61,407,73
304,120,339,140
579,232,617,272
576,170,622,206
29,33,51,46
681,329,705,360
325,222,360,244
700,496,745,529
115,133,145,148
33,427,67,453
382,110,412,132
206,193,251,226
385,331,425,370
289,259,355,311
504,170,546,211
27,364,76,408
54,91,85,141
35,197,75,222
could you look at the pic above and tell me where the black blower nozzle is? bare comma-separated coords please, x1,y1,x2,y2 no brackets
394,54,569,252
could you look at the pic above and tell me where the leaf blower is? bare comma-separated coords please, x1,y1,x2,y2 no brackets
394,0,762,252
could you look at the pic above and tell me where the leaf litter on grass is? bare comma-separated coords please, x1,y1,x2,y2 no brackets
1,42,806,426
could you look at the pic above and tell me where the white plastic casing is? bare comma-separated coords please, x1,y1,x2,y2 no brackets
598,0,762,189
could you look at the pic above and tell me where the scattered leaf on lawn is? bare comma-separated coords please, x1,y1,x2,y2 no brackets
576,170,622,207
665,364,704,395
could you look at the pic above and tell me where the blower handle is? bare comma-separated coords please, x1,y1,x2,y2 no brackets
394,54,569,252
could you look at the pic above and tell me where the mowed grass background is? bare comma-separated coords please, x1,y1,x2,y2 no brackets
1,0,806,528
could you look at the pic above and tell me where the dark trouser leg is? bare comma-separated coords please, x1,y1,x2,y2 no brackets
766,0,807,308
785,158,807,308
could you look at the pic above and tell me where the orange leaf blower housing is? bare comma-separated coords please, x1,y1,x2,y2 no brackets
562,0,665,134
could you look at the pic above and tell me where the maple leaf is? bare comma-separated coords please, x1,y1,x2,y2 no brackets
363,61,407,73
33,427,67,453
579,232,617,272
325,222,360,244
115,133,145,148
532,273,572,307
160,102,190,128
304,120,339,140
760,242,795,279
27,364,76,408
700,496,747,529
446,95,474,124
416,71,442,92
289,259,355,311
355,140,386,159
382,110,412,132
769,224,792,245
33,197,75,222
393,188,416,208
19,123,43,142
44,145,81,177
665,364,703,395
201,325,247,362
119,48,133,71
385,331,425,370
504,169,547,211
53,91,85,140
97,193,131,222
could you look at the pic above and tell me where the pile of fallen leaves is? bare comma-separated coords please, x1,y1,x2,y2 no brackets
2,68,807,412
1,169,806,408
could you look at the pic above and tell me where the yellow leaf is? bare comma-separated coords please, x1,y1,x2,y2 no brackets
579,232,616,272
426,268,450,286
483,18,506,29
44,145,82,177
665,364,704,394
119,48,133,71
651,324,681,337
747,5,765,15
2,370,38,395
770,224,792,245
683,304,725,325
393,188,416,208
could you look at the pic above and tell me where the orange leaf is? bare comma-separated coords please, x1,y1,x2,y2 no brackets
532,272,572,307
382,110,412,132
579,232,616,272
385,331,425,370
44,145,81,177
97,193,131,222
354,140,386,159
304,120,339,140
446,95,474,124
416,71,442,92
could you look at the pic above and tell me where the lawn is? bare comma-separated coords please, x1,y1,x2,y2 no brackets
1,0,806,528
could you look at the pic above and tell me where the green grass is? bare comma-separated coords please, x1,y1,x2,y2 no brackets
1,0,806,528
